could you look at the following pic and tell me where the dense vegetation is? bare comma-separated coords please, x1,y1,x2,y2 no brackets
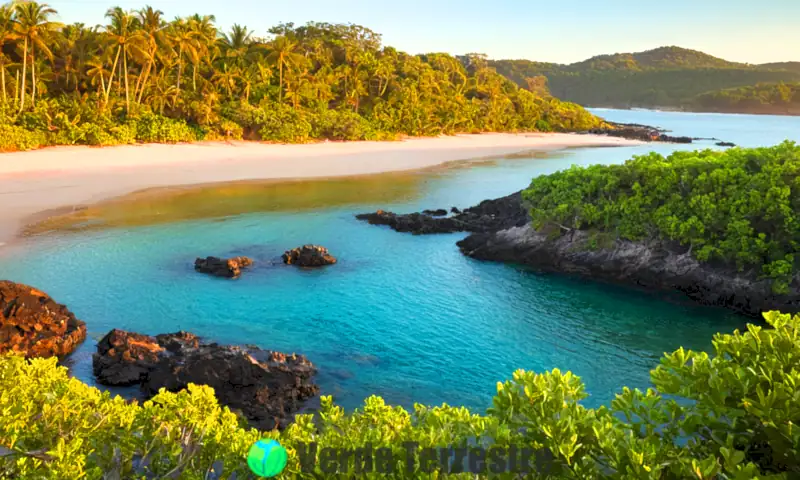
492,47,800,112
0,2,603,152
2,310,798,478
694,82,800,115
523,142,800,294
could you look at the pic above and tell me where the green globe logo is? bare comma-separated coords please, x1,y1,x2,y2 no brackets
247,439,287,478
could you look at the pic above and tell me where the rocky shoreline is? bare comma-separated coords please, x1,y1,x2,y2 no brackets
356,193,799,318
93,329,319,430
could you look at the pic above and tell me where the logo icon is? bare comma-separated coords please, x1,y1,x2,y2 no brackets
247,439,288,477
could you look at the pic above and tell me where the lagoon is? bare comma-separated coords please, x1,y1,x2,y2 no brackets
1,109,798,411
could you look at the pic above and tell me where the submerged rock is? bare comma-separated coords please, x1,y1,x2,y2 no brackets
282,245,337,267
0,280,87,358
355,191,528,235
457,225,800,317
194,256,253,278
92,329,319,430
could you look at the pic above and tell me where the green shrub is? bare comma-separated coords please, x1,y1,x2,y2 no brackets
310,109,376,141
523,142,800,291
2,311,799,478
129,113,203,144
254,105,312,143
0,124,47,151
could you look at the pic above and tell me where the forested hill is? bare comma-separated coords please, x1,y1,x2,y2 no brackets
694,83,800,115
0,3,604,152
492,46,800,113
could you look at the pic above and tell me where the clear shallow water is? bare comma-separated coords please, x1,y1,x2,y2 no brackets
2,109,797,413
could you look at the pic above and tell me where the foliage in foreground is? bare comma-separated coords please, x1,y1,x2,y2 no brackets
523,141,800,293
0,2,604,152
2,311,800,478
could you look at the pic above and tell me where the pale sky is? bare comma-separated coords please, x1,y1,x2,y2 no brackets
50,0,799,64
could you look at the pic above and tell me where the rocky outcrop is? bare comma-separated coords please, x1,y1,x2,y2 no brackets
355,191,528,235
93,329,164,385
0,280,87,358
194,256,253,278
588,125,693,144
716,141,736,147
282,245,337,267
457,225,800,317
422,209,448,216
92,329,319,430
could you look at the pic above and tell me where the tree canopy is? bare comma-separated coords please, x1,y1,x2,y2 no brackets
694,82,800,115
0,2,603,151
523,142,800,294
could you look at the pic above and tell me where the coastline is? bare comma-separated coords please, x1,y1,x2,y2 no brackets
0,133,641,246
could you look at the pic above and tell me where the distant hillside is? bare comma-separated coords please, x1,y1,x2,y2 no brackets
759,62,800,73
492,47,800,113
694,82,800,115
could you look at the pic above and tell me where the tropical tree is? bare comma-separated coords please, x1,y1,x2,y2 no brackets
105,7,143,111
267,35,304,103
218,24,252,63
14,0,60,110
133,6,165,104
0,3,17,104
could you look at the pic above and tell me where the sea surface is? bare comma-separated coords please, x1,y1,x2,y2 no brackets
2,109,799,412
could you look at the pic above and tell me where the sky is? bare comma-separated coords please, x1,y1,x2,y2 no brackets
49,0,799,65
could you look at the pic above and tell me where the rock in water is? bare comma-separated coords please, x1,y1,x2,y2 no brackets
194,256,253,278
422,209,448,216
282,245,337,267
92,329,319,430
356,191,528,235
92,329,164,385
0,280,87,358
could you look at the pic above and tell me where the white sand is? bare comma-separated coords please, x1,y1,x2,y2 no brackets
0,133,641,244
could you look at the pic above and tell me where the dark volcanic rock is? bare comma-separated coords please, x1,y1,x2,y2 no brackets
457,226,800,317
282,245,337,266
143,345,319,430
716,141,736,147
586,122,692,143
422,209,448,216
93,329,164,385
0,280,87,358
93,329,319,430
194,256,253,278
355,191,528,235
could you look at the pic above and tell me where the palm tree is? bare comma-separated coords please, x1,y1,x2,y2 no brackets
86,59,110,96
58,23,98,92
170,18,200,91
0,4,18,104
218,24,252,62
211,63,239,96
104,6,142,110
267,36,304,103
14,1,60,111
134,6,165,103
187,14,216,91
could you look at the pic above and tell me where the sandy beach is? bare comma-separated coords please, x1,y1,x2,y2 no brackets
0,133,641,245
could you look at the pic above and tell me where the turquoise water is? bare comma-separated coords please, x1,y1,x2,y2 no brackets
2,109,798,412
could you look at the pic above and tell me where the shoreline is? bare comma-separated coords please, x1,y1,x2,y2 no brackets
0,133,641,246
